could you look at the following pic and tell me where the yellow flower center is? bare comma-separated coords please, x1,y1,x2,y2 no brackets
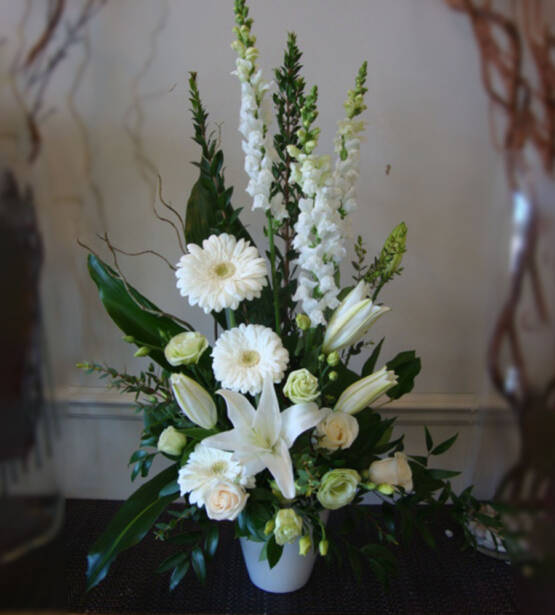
211,461,227,474
213,262,236,279
239,350,260,367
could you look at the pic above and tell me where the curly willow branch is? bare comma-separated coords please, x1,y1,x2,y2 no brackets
96,233,176,271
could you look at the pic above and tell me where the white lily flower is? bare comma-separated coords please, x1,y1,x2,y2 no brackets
201,378,326,499
322,281,390,353
334,366,397,415
170,373,217,430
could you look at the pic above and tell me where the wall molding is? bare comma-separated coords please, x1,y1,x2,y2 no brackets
55,386,513,426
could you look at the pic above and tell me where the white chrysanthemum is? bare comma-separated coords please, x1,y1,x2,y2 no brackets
212,324,289,395
175,233,267,313
178,444,253,508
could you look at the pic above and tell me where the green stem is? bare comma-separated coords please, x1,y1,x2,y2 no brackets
267,210,281,335
226,308,237,329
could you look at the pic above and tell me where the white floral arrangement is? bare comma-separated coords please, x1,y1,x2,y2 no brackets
81,0,479,592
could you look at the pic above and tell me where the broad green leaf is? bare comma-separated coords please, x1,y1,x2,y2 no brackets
385,351,421,399
431,433,458,456
87,254,187,369
362,338,384,377
86,465,178,591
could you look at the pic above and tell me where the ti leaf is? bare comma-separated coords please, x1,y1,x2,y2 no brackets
87,254,188,369
86,465,178,591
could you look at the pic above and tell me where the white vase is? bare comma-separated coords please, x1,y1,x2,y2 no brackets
239,511,329,593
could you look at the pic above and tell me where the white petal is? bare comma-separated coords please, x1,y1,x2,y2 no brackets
201,429,248,452
217,389,256,431
261,439,295,499
253,378,281,448
280,402,325,448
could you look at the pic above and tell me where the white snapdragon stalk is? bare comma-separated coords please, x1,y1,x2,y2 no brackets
290,87,345,325
231,2,286,220
334,366,397,415
332,62,368,233
322,280,390,354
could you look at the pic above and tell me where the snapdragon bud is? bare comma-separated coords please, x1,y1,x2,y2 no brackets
318,539,329,556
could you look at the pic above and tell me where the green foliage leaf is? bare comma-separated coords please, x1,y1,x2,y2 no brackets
431,433,458,456
86,465,178,591
157,551,187,574
266,536,283,569
87,254,186,369
191,547,207,584
425,426,434,452
185,178,218,246
361,338,384,377
385,351,421,399
159,480,180,497
204,526,219,559
169,560,190,591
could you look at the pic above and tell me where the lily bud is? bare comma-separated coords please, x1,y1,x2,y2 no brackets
334,366,397,415
322,281,390,353
170,373,217,429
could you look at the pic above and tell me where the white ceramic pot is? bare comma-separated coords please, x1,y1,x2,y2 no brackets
240,511,329,593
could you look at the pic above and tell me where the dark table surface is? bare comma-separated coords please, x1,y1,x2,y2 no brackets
1,499,529,614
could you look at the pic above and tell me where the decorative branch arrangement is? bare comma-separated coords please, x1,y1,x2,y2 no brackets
446,0,555,572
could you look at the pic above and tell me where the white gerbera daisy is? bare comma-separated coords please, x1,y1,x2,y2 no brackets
212,324,289,395
175,233,267,313
178,445,253,507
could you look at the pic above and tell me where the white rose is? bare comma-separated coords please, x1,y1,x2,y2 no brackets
204,481,248,521
368,452,413,492
315,410,359,451
157,426,187,456
164,331,208,366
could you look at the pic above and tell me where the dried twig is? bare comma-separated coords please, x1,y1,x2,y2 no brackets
96,233,176,271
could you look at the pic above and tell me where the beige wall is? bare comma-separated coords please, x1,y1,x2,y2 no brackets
0,0,517,498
